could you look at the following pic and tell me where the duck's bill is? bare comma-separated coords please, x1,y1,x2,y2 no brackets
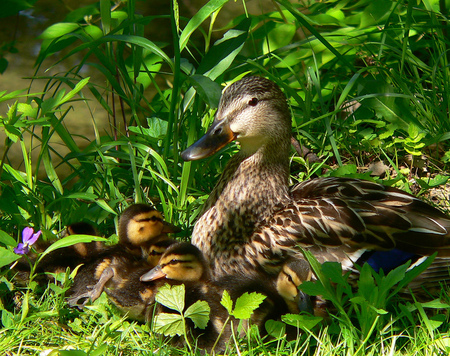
296,291,314,314
181,119,236,161
162,221,182,234
140,265,166,282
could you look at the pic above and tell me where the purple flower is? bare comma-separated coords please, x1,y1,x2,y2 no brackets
14,227,41,255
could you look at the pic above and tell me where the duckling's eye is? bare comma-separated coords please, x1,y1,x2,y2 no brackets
287,274,294,283
248,97,258,106
169,259,179,265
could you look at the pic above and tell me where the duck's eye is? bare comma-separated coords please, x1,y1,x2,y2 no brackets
287,274,294,283
248,97,258,106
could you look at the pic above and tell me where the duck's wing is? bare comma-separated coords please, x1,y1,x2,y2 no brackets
266,177,450,256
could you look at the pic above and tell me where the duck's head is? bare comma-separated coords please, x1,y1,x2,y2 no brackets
276,258,313,313
146,238,177,267
181,76,292,160
118,204,181,248
65,222,98,236
140,242,209,282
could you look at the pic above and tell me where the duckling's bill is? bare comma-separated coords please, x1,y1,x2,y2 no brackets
181,119,236,161
140,265,166,281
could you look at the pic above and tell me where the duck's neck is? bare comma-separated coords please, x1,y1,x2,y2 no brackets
191,140,290,251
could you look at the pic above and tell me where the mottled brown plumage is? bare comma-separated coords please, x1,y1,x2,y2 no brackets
66,204,179,312
182,76,450,283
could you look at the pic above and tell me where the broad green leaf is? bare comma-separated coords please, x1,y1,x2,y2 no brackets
232,292,266,320
265,319,286,338
184,300,210,329
299,280,328,297
1,310,15,329
281,313,322,330
146,117,168,139
0,230,17,246
39,23,80,39
90,343,109,356
155,284,185,312
220,290,233,314
188,75,222,108
322,262,346,285
154,312,185,336
0,246,20,268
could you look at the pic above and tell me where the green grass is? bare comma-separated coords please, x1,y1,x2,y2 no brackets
1,0,450,354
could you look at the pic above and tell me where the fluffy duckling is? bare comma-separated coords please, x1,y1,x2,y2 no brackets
66,204,179,309
276,258,313,315
141,242,228,351
141,243,314,350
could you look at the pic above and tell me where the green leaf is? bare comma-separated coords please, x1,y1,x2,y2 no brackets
42,148,63,195
0,230,17,247
322,262,346,285
0,246,20,268
146,117,168,139
179,0,228,51
299,280,328,297
188,75,222,108
220,290,233,314
48,350,87,356
281,313,322,331
0,0,38,18
232,292,266,320
38,235,107,263
1,309,15,329
265,319,286,338
184,300,210,329
155,284,185,312
197,17,250,80
154,312,185,336
39,23,80,39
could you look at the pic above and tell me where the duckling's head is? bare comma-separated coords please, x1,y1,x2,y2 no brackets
146,238,177,267
181,76,292,160
140,242,210,282
118,204,180,248
65,222,98,236
276,258,313,313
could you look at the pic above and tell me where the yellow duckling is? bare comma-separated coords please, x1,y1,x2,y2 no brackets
66,204,179,310
141,242,314,350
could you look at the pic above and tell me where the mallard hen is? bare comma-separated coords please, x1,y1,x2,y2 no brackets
181,76,450,282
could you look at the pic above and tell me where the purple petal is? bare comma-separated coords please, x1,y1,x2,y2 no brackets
14,243,28,255
22,227,34,243
28,230,41,245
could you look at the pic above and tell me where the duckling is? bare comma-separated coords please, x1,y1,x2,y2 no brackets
276,258,313,315
181,76,450,293
141,242,314,350
140,242,231,351
66,204,180,309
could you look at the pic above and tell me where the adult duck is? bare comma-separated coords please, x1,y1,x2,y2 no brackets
181,76,450,279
